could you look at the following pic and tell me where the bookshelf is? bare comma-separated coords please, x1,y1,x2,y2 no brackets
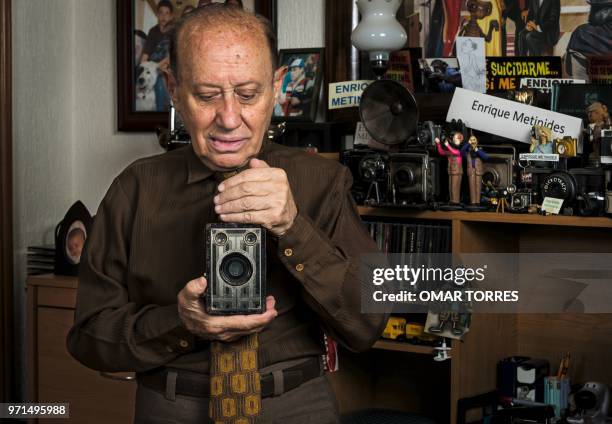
328,205,612,423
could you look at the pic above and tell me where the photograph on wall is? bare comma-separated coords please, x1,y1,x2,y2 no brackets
408,0,612,79
272,48,324,122
419,57,462,93
133,0,257,113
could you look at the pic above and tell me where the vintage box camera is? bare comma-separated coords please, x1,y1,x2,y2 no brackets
527,167,605,216
506,186,534,213
553,136,578,158
416,121,444,146
205,223,266,315
481,153,515,190
388,152,440,207
341,148,389,205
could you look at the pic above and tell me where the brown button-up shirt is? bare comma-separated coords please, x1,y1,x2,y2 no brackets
66,141,386,374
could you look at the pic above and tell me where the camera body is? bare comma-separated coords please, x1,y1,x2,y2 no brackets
526,167,605,216
601,129,612,165
416,121,444,146
481,152,515,190
388,151,441,207
205,223,266,315
341,148,389,205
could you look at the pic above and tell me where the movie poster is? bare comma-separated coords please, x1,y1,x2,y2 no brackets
408,0,612,80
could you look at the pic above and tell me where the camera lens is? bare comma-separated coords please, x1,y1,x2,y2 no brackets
394,166,415,187
244,232,258,245
220,253,253,286
214,232,228,246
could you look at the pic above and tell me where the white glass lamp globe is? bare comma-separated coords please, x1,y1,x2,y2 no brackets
351,0,408,77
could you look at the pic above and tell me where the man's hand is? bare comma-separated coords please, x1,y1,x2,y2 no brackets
177,277,277,342
214,159,298,237
526,20,536,31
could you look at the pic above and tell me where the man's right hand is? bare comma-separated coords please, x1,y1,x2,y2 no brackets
177,277,277,342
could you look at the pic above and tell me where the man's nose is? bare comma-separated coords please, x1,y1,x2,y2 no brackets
215,93,242,131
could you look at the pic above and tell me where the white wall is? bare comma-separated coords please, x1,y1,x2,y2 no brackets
12,0,325,400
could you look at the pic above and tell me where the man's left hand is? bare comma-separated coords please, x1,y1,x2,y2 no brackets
214,159,298,237
526,21,536,31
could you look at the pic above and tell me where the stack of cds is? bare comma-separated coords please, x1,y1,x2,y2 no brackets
27,245,55,275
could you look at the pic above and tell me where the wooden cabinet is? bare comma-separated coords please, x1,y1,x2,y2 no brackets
27,274,136,423
328,208,612,423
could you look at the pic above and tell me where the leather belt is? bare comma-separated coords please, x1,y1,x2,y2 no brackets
137,356,322,398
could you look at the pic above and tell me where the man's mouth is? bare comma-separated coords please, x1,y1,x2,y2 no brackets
209,136,248,153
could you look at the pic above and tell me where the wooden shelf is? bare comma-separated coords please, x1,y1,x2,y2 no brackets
357,206,612,229
372,340,436,355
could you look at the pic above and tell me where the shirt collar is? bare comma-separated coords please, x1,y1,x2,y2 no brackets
184,138,273,185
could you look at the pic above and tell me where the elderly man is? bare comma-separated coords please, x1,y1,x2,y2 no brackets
67,5,385,424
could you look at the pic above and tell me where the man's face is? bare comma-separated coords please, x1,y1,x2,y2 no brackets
168,27,283,170
290,66,303,82
157,6,173,29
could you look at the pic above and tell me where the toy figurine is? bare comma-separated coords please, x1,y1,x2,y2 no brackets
585,101,611,166
529,125,553,154
462,135,489,211
458,0,500,43
435,122,465,210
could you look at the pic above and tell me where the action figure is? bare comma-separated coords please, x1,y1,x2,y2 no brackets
436,121,465,209
529,125,553,154
462,135,489,211
585,101,611,166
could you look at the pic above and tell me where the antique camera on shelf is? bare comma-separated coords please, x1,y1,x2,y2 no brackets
480,145,516,190
506,185,534,213
158,104,191,151
342,79,443,208
205,224,266,315
526,167,606,216
341,148,389,205
602,129,612,165
388,152,441,207
416,121,444,146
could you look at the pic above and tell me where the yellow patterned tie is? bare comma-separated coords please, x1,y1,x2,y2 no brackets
209,335,261,423
210,169,262,423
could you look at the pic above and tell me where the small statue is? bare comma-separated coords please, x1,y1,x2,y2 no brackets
585,101,611,166
458,0,500,42
529,125,553,154
462,135,489,211
436,121,465,209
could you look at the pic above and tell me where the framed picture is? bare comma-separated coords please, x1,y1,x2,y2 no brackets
272,48,324,122
117,0,278,132
54,201,93,276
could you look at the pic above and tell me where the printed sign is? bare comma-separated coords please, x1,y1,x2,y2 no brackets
446,88,583,143
328,80,372,110
542,197,564,214
520,78,586,93
487,57,562,92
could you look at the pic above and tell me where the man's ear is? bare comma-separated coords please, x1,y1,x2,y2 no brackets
164,70,179,106
273,66,288,100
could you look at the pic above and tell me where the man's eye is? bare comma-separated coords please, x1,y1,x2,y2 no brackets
196,93,220,102
236,91,258,102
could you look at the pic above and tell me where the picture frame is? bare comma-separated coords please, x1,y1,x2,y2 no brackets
117,0,278,132
54,201,93,276
272,48,325,123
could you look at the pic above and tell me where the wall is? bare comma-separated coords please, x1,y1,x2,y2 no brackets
11,0,325,401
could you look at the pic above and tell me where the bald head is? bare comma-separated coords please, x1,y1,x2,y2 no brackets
169,4,277,81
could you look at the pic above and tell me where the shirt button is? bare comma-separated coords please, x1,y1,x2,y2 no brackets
166,346,174,353
284,248,293,257
295,263,304,272
179,339,189,349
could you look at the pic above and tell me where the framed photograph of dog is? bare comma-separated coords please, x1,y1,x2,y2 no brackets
272,48,325,123
117,0,278,131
